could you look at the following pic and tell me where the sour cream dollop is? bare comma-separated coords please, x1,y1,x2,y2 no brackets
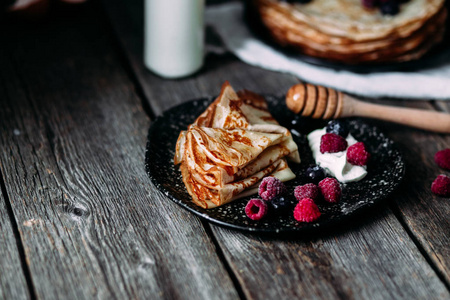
308,128,367,183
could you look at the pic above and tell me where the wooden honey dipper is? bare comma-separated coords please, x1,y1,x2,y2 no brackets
286,83,450,133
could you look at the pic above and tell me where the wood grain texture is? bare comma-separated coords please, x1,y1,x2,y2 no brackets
0,185,31,300
366,99,450,285
214,208,448,300
0,3,238,300
104,0,450,298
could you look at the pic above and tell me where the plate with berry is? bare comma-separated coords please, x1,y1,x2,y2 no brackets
145,96,405,233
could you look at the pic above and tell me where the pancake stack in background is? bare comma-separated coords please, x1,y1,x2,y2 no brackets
249,0,447,64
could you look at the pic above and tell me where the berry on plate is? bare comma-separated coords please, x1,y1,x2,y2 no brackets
431,175,450,197
319,177,342,203
325,120,349,138
347,142,371,166
245,199,268,220
380,0,400,15
320,133,348,154
293,198,321,222
305,165,326,183
258,176,286,201
269,196,292,215
362,0,379,9
294,183,319,201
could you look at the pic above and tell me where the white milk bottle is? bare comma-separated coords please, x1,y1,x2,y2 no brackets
144,0,204,78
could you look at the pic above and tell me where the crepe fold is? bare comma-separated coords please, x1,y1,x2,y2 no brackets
174,82,300,209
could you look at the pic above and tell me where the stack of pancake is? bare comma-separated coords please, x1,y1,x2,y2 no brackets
174,82,300,209
249,0,447,64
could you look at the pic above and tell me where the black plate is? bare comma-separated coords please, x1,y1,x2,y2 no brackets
243,1,450,73
145,96,405,233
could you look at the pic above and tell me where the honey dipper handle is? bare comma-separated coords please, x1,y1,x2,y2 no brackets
341,95,450,133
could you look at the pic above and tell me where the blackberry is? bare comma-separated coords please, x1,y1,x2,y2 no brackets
380,1,400,15
305,165,326,183
325,120,349,138
269,196,292,215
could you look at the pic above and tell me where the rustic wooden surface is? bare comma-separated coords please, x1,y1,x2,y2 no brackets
368,99,450,284
104,0,449,298
0,184,31,299
0,0,449,299
0,3,237,300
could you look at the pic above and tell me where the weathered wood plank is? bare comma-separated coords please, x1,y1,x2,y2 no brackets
104,0,450,298
365,98,450,284
214,207,448,300
0,183,31,300
0,3,238,300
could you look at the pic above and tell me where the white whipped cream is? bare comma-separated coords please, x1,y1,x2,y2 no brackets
308,128,367,183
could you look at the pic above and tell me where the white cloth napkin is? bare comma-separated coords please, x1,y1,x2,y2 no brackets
205,2,450,100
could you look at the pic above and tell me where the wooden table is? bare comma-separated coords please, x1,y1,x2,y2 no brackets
1,0,449,299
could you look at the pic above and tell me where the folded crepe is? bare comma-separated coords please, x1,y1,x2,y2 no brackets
175,82,300,209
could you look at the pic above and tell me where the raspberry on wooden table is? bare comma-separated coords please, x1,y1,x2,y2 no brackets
435,149,450,170
431,175,450,197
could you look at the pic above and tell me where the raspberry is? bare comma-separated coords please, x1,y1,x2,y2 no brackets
293,198,321,222
320,133,348,154
319,177,342,203
245,199,268,220
435,149,450,170
347,142,371,166
362,0,379,8
258,176,286,201
294,183,319,201
431,175,450,197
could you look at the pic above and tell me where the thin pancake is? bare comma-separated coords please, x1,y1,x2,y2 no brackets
260,0,445,41
250,0,446,63
175,82,300,208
